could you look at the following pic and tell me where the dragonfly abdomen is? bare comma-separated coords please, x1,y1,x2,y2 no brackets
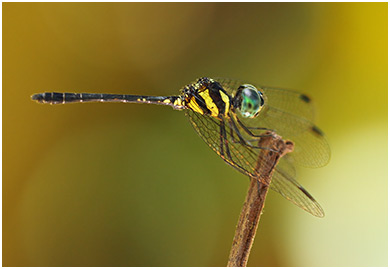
32,92,126,104
31,92,185,109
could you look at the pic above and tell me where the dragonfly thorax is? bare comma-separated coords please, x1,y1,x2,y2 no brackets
182,77,231,118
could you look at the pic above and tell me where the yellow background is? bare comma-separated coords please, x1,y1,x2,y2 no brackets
3,3,387,266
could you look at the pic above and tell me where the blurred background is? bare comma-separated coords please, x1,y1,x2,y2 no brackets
3,3,387,266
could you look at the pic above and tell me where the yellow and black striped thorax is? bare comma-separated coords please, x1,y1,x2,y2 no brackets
182,77,231,118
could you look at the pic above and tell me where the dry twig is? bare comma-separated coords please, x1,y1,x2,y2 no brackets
227,132,294,267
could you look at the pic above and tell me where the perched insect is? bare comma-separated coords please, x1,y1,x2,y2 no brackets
32,77,330,217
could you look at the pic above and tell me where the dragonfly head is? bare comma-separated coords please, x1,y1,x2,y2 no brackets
233,84,264,118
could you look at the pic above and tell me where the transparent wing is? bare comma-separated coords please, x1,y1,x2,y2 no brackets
185,109,273,179
277,155,296,178
215,77,330,168
263,87,315,122
242,106,330,167
215,77,315,122
185,109,323,217
271,166,325,217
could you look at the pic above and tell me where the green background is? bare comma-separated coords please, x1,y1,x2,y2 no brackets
3,3,387,266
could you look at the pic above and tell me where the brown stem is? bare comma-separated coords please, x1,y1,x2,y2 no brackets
227,132,294,267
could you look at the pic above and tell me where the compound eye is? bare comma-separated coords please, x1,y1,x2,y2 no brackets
238,84,264,118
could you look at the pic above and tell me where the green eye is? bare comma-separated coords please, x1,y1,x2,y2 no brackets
238,84,264,118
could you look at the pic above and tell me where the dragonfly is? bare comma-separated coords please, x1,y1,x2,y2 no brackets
32,77,330,217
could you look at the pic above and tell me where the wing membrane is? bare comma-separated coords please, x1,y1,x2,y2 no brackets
215,77,330,168
216,77,315,121
239,106,330,167
271,166,324,217
185,108,323,217
185,109,273,180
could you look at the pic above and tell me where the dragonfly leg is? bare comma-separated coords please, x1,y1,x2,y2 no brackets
246,126,274,131
219,121,225,157
229,124,240,144
236,117,275,138
220,120,232,161
229,117,278,152
220,119,253,175
229,124,265,146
